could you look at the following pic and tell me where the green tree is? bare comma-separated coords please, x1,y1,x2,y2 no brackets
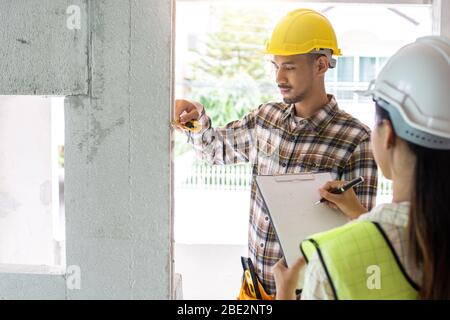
187,6,277,126
175,6,279,157
190,7,271,82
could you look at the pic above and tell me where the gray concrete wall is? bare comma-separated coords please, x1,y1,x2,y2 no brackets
0,0,89,95
65,0,173,300
0,0,173,299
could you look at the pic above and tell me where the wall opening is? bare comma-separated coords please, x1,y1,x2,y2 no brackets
173,0,432,299
0,96,65,274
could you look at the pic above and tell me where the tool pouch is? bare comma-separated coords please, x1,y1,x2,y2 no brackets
237,257,274,300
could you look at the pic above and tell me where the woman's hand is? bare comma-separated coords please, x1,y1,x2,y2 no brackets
318,180,368,219
273,257,305,300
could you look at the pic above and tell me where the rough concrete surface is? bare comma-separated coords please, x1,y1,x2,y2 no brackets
0,0,173,299
0,0,88,95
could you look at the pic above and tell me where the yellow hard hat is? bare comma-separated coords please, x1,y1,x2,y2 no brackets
265,9,341,57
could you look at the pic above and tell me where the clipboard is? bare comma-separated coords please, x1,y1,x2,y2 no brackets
255,172,349,289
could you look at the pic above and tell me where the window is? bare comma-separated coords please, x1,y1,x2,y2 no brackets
337,57,355,82
359,57,376,82
0,96,65,272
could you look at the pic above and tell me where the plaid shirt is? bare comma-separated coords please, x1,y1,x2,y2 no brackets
187,95,378,294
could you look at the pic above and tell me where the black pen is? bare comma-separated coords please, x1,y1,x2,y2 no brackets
315,176,364,205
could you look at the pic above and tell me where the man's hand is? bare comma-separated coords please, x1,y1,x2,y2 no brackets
174,99,204,131
273,257,306,300
318,180,368,219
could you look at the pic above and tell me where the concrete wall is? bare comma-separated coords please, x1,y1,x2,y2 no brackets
65,0,173,299
0,0,88,95
0,0,173,299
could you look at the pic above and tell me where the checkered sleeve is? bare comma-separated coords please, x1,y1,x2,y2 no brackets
301,252,335,300
341,138,378,211
187,104,260,165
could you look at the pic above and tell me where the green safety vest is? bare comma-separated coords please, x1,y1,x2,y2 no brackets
300,221,420,300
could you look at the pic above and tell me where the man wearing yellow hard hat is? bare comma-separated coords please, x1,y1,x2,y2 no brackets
175,9,378,297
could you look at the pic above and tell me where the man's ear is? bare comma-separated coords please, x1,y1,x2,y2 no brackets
316,55,329,76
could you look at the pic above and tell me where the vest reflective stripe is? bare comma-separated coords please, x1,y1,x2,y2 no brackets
300,221,419,300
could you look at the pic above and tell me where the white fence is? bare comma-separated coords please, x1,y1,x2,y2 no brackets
177,161,393,196
179,163,252,190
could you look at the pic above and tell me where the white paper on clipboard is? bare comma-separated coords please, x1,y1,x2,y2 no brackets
255,172,349,289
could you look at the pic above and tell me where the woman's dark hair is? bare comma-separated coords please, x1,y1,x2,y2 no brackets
375,103,450,299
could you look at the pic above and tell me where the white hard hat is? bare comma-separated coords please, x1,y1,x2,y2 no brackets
365,36,450,150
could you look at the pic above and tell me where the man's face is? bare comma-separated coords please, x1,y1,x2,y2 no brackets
271,54,315,104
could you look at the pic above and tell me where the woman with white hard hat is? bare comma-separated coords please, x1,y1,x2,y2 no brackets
273,36,450,300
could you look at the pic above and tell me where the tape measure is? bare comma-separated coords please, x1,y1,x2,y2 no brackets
172,119,202,133
244,270,257,297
